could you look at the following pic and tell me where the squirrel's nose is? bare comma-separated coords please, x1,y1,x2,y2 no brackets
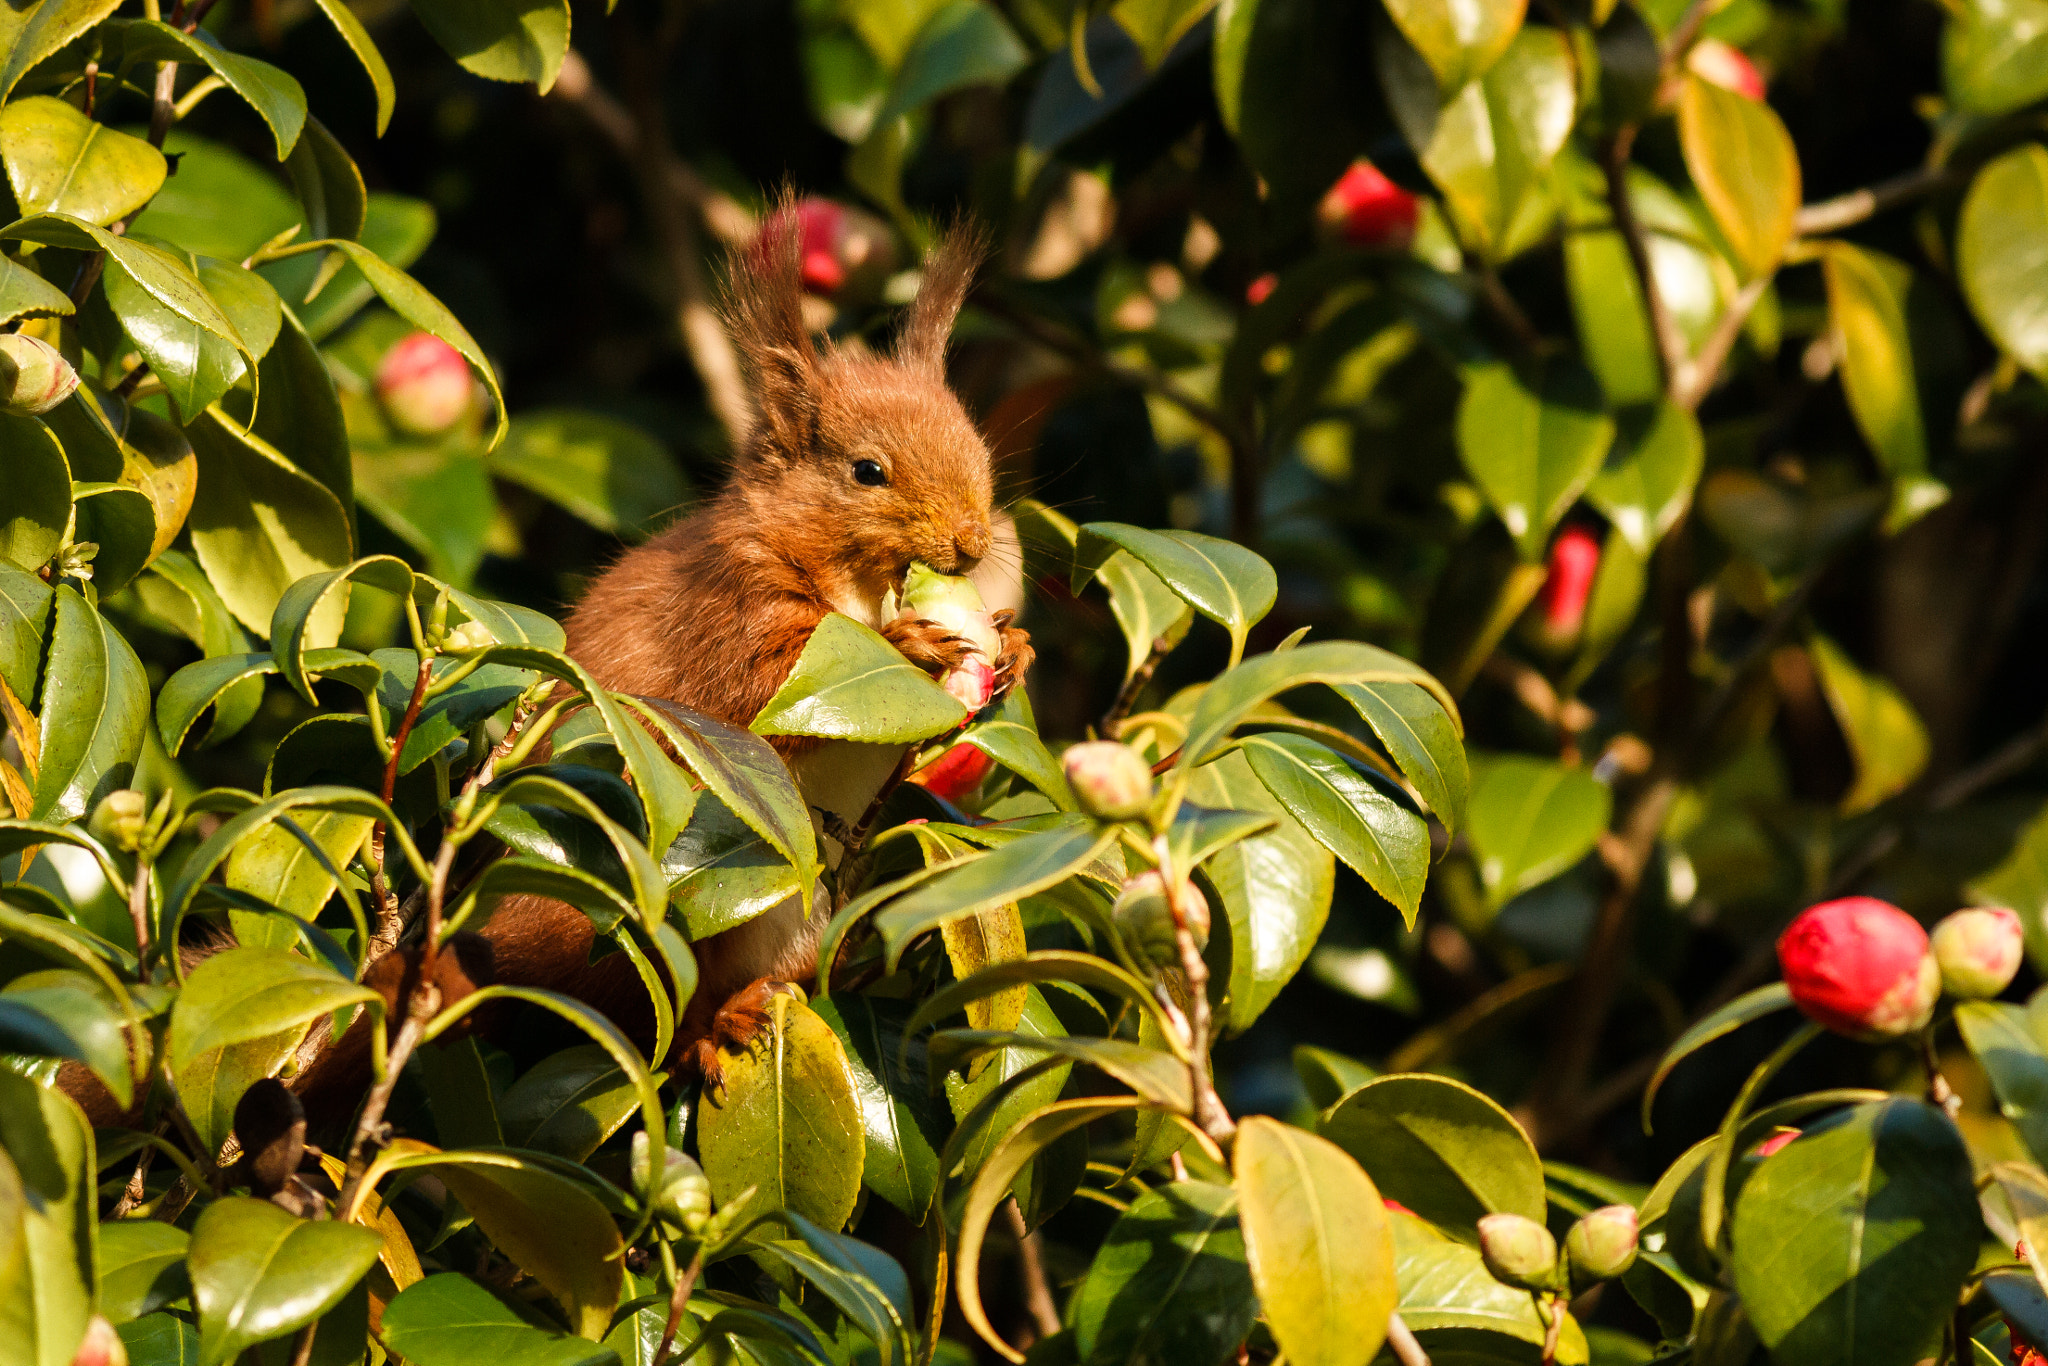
952,519,991,566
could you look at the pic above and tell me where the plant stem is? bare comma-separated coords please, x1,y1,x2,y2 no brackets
1601,128,1689,396
1003,1199,1063,1342
1388,1312,1432,1366
1675,275,1770,413
1538,1294,1563,1366
126,854,152,962
1151,833,1234,1144
287,1321,319,1366
1100,636,1172,739
1795,164,1967,237
145,62,178,147
650,1243,704,1366
364,654,434,970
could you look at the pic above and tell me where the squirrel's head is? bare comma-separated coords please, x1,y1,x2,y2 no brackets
725,211,995,580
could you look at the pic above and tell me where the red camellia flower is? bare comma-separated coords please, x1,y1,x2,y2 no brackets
375,331,474,437
758,197,897,298
1541,525,1602,636
1776,896,1941,1038
1316,160,1419,250
910,743,995,803
1688,38,1766,101
1751,1129,1798,1159
1245,272,1279,306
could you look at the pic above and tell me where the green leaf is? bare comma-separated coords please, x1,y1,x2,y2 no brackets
1388,1206,1589,1363
1972,804,2048,976
1676,74,1800,281
70,480,156,597
186,410,354,636
33,585,148,821
0,1073,96,1366
499,1045,639,1161
1100,548,1197,685
942,986,1076,1184
1333,680,1469,836
1957,143,2048,383
382,1274,622,1366
223,809,374,948
271,556,413,702
1821,243,1947,529
872,820,1119,965
752,612,968,743
1241,732,1430,926
409,0,570,91
1585,401,1705,556
1179,639,1460,773
698,990,866,1232
478,768,667,925
1070,1179,1256,1366
0,0,123,103
813,993,945,1219
879,0,1031,121
0,95,165,226
125,132,300,262
1642,983,1795,1129
283,115,366,243
353,445,493,587
0,250,75,325
905,949,1183,1055
1943,0,2048,115
1807,634,1929,816
169,946,379,1072
0,561,54,708
492,409,687,535
0,413,69,574
931,1030,1193,1110
961,718,1076,810
1956,1001,2048,1166
0,969,134,1106
756,1229,912,1366
1457,360,1615,562
118,1313,201,1365
236,309,352,513
1320,1073,1546,1231
1729,1099,1978,1366
659,791,794,940
117,21,307,158
188,1196,381,1366
98,1220,190,1325
154,650,345,755
1075,523,1277,666
1235,1115,1396,1366
370,1147,625,1339
309,0,397,134
1380,0,1522,92
1293,1045,1377,1111
1464,753,1611,908
1189,748,1333,1034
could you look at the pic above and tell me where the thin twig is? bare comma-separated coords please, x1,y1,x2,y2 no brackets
1675,274,1770,413
1794,165,1967,238
144,61,178,147
109,1127,161,1220
1476,263,1546,356
364,655,433,966
1601,129,1688,395
1388,1312,1432,1366
1153,832,1234,1143
287,1321,319,1366
1003,1200,1063,1343
649,1247,704,1366
126,856,152,962
1101,636,1172,739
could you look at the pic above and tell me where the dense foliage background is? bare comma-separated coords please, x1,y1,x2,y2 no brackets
9,0,2048,1362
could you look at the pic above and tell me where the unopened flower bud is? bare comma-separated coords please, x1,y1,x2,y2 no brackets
1114,869,1210,965
375,331,475,437
1565,1205,1639,1288
1751,1128,1798,1159
441,620,496,655
71,1316,126,1366
1930,906,2024,1000
88,789,149,853
1777,896,1940,1039
634,1132,713,1236
1062,741,1153,821
1477,1212,1560,1292
1315,160,1419,250
1687,38,1766,100
758,197,899,300
0,333,79,415
900,562,1001,714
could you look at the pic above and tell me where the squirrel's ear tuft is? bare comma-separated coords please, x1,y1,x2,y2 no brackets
896,220,985,376
726,191,819,459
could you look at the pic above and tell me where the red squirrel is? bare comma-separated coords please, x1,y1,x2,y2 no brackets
302,214,1033,1107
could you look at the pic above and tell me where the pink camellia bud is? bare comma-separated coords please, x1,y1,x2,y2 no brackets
899,562,1002,715
1777,896,1941,1038
911,742,996,803
1245,272,1279,306
1565,1205,1639,1288
1477,1213,1560,1292
375,331,475,437
1688,38,1767,100
71,1317,127,1366
1316,160,1419,251
1062,741,1154,821
1113,869,1211,964
946,655,995,711
1752,1128,1799,1159
1542,526,1602,636
0,333,80,415
1930,905,2024,1000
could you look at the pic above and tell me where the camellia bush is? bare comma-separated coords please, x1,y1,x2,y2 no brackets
9,0,2048,1364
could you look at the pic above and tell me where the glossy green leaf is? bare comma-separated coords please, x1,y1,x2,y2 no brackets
169,947,379,1073
0,0,123,103
118,21,306,158
353,444,493,586
283,115,366,244
125,132,299,261
1957,143,2048,382
492,408,688,534
1457,360,1615,561
659,791,794,939
961,718,1076,809
232,310,352,513
752,612,967,743
1943,0,2048,115
271,556,412,702
1822,243,1947,529
814,994,946,1219
499,1045,639,1161
117,1313,201,1365
0,251,74,325
98,1220,190,1326
1956,1001,2048,1166
411,0,571,91
1464,753,1611,907
1098,547,1196,685
382,1273,621,1366
0,1073,96,1366
1808,634,1929,816
932,1029,1193,1110
756,1231,912,1366
1380,0,1522,92
1189,748,1333,1034
1179,639,1460,772
134,551,263,744
0,561,54,708
1729,1100,1977,1366
1241,732,1429,925
185,411,354,637
33,585,147,821
873,819,1118,965
69,481,155,597
0,969,133,1106
477,768,666,925
1387,1206,1589,1363
1677,74,1800,280
906,949,1181,1054
1585,401,1705,556
308,0,396,133
1070,1179,1255,1366
1642,983,1794,1128
1235,1115,1396,1366
1320,1073,1546,1231
626,695,815,899
188,1196,380,1365
1076,523,1277,666
698,990,865,1232
1293,1045,1377,1111
1332,680,1469,836
943,986,1076,1182
0,95,165,226
0,413,69,575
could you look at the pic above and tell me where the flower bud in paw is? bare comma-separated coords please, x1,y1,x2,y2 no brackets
901,561,1001,712
1776,896,1940,1038
1930,905,2024,999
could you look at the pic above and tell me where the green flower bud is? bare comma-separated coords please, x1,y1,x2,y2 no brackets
1113,869,1210,965
1477,1212,1560,1292
442,620,496,654
1564,1204,1639,1288
87,789,149,853
1929,906,2023,1000
0,334,79,416
633,1131,714,1236
1061,741,1153,821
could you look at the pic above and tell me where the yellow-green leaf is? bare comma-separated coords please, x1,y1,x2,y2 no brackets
1677,74,1800,280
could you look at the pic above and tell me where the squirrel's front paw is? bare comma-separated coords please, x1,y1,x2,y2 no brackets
991,611,1034,696
882,612,978,676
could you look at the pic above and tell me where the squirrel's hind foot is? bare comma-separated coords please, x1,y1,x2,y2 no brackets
882,614,978,675
687,977,786,1097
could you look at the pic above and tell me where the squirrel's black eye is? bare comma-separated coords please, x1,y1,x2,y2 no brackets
853,459,887,487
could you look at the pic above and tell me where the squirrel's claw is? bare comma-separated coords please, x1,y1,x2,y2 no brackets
882,613,978,676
